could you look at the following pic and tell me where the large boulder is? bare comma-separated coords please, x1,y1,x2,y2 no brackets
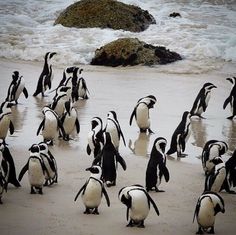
90,38,182,66
54,0,156,32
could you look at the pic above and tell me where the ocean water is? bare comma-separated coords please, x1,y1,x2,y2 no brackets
0,0,236,73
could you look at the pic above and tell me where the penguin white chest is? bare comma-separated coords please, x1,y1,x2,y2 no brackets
136,105,149,128
0,116,11,138
82,180,102,208
211,166,226,192
42,114,58,138
28,160,45,187
106,123,119,148
63,112,76,134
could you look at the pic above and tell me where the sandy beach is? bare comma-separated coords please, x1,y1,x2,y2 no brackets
0,58,236,235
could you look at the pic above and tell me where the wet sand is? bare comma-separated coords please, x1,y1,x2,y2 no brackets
0,58,236,235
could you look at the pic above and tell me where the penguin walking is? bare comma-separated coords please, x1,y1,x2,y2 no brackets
18,144,47,194
166,111,191,158
130,95,157,133
60,100,80,141
145,137,170,192
201,140,228,175
38,142,58,186
74,165,110,214
0,101,15,141
193,191,225,234
0,138,21,188
118,184,160,228
5,71,28,104
93,132,126,187
33,52,57,97
190,82,217,118
87,117,104,158
37,106,65,145
223,77,236,120
104,111,126,150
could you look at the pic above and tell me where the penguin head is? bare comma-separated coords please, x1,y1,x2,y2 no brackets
91,117,103,130
107,111,117,121
203,82,217,90
154,137,167,153
215,141,228,155
86,165,102,179
28,144,40,156
138,95,157,108
182,111,191,121
38,142,49,154
42,106,51,115
12,71,19,82
0,101,14,114
226,77,236,86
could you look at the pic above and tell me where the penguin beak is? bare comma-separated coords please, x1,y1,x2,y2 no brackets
85,167,92,172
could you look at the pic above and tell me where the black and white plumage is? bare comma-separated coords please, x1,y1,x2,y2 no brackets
201,140,228,175
118,184,160,228
166,111,191,158
18,144,47,194
33,52,57,97
93,132,126,187
104,111,126,150
0,169,7,204
74,165,110,215
87,117,104,158
0,101,15,141
38,142,58,186
193,191,225,234
129,95,156,133
190,82,217,118
75,75,89,100
145,137,170,192
5,71,28,104
60,100,80,141
223,77,236,120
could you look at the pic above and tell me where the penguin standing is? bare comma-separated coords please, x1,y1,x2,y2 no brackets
104,111,126,150
223,77,236,120
130,95,157,133
5,71,28,104
118,184,160,228
193,191,225,234
60,100,80,141
0,101,14,141
87,117,104,158
76,75,89,100
145,137,170,192
0,139,21,188
38,142,58,186
74,165,110,214
18,144,47,194
33,52,57,97
37,106,65,145
166,111,191,158
190,82,217,118
93,132,126,187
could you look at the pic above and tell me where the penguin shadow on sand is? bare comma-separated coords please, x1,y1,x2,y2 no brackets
128,132,151,157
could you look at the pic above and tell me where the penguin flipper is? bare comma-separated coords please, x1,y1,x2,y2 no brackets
116,154,127,171
129,109,136,126
75,119,80,134
223,97,231,109
18,161,29,181
160,165,170,182
9,121,14,135
120,129,126,147
37,119,45,135
86,145,91,155
74,184,86,201
144,190,160,216
102,186,110,207
23,87,28,98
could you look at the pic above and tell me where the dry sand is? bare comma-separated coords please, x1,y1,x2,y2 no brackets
0,58,236,235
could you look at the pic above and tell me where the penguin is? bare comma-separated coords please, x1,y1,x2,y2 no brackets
223,77,236,120
5,71,28,104
145,137,170,192
60,100,80,141
0,101,15,141
18,144,47,194
104,111,126,150
75,75,89,100
87,117,104,158
193,191,225,234
38,142,58,186
93,132,126,187
118,184,160,228
33,52,57,97
0,138,21,188
74,165,110,214
166,111,191,158
190,82,217,118
129,95,157,133
204,157,226,192
201,140,228,175
37,106,65,145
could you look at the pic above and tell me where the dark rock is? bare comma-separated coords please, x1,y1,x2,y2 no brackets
54,0,156,32
169,12,181,18
90,38,182,67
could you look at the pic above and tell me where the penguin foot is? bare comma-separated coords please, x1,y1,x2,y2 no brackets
92,208,99,215
148,128,154,134
137,221,145,228
227,116,234,120
208,227,215,234
155,188,165,192
228,190,236,194
196,227,204,234
126,220,134,227
30,187,36,194
84,208,91,214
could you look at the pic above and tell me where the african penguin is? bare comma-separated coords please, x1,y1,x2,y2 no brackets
190,82,217,118
193,191,225,234
74,165,110,214
118,184,160,228
130,95,156,133
145,137,170,192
